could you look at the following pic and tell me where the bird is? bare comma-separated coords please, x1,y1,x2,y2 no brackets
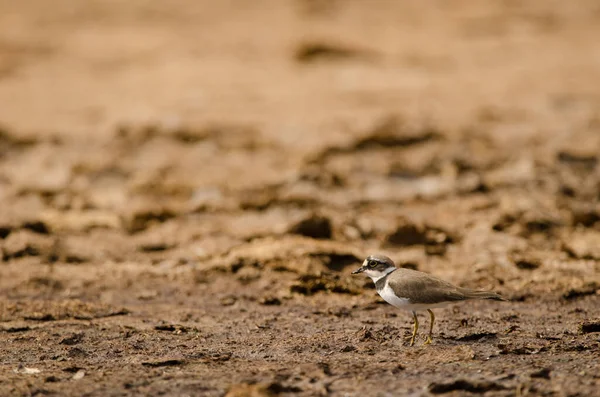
352,254,507,346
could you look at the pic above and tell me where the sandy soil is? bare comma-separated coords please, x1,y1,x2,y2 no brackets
1,1,600,396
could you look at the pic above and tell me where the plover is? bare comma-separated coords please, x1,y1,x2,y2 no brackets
352,254,506,346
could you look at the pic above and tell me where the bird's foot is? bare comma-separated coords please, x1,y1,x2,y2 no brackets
423,335,433,345
404,334,417,346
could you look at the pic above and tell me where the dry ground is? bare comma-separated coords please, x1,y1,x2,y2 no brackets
1,1,600,396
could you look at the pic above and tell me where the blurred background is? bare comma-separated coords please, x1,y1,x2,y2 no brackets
1,1,600,396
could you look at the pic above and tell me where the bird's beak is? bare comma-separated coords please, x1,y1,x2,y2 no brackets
351,267,365,275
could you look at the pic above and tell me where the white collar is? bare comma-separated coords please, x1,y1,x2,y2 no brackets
369,266,396,283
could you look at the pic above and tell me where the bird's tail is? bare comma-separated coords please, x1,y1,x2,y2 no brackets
459,288,508,301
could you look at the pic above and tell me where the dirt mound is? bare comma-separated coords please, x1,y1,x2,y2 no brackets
1,1,600,396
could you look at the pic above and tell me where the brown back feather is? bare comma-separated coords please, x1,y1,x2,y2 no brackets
384,268,506,304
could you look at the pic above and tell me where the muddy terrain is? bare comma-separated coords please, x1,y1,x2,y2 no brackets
1,1,600,396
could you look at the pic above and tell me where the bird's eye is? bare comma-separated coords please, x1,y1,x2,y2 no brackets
368,261,376,268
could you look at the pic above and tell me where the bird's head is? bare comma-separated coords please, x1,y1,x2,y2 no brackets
352,254,396,281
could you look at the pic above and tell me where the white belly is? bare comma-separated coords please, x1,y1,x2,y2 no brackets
378,284,451,311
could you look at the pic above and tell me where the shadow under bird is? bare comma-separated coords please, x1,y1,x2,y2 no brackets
352,254,507,346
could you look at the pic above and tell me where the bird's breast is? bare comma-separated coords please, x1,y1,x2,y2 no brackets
378,284,412,309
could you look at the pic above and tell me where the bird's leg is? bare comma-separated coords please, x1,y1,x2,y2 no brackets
424,309,435,345
409,311,419,347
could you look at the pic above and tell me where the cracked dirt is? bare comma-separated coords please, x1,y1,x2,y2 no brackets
1,1,600,396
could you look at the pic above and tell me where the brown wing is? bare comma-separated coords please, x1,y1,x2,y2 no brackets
387,268,468,304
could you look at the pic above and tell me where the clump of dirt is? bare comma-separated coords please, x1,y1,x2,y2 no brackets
290,273,362,295
288,215,333,239
295,41,374,63
1,1,600,396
